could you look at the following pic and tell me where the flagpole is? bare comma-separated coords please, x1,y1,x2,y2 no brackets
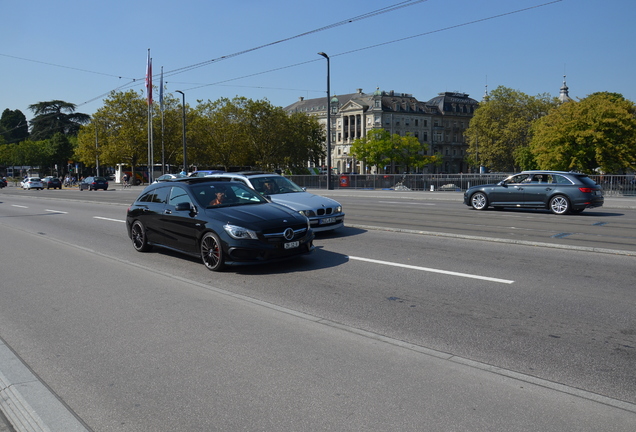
146,49,153,184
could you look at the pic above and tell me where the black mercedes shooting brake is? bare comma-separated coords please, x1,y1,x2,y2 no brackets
126,178,314,271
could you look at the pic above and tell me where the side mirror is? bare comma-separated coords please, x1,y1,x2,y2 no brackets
175,202,196,214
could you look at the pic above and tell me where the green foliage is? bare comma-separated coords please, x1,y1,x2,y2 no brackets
530,92,636,173
464,86,558,172
75,92,323,174
1,109,29,144
77,90,148,169
350,128,431,173
28,100,90,141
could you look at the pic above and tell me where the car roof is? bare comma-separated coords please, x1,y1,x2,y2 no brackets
520,170,588,175
206,171,278,178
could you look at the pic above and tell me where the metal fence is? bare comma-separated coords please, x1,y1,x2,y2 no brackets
288,173,636,196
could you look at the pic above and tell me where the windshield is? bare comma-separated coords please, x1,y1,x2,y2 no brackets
253,176,304,195
191,183,268,208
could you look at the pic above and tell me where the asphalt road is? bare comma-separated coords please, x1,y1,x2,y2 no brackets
1,185,635,431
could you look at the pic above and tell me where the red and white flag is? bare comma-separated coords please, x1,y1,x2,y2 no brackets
145,50,153,105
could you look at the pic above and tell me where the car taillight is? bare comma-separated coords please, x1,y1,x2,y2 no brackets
579,187,593,193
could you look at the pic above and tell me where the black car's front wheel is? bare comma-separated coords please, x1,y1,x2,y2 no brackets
131,220,152,252
201,232,225,271
470,192,488,210
549,195,571,215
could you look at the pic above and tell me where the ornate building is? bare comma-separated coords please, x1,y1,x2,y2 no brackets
284,88,479,174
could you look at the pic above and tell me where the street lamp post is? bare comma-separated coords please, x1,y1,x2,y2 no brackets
175,90,187,174
318,52,333,190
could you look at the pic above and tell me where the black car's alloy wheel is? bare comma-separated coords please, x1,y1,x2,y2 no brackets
201,232,225,271
131,221,152,252
471,192,488,210
549,195,571,215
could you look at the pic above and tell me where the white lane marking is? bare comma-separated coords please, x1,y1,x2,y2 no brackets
46,209,68,214
94,216,126,223
348,255,514,284
11,205,28,208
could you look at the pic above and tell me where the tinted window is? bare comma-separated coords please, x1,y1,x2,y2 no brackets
577,176,598,187
168,186,191,207
138,186,169,204
551,174,572,185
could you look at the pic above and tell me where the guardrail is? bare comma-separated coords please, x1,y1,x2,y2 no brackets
288,173,636,196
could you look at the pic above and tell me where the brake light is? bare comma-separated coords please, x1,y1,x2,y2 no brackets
579,187,593,193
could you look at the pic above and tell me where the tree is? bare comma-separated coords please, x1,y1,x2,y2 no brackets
1,109,29,144
464,86,558,172
530,92,636,173
282,112,325,173
190,97,250,170
76,90,148,173
28,100,91,141
351,128,432,173
242,99,289,170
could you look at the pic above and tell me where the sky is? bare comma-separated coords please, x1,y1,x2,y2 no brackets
2,0,635,122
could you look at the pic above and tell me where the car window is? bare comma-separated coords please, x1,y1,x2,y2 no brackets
551,174,572,185
577,176,597,187
506,174,529,184
168,186,192,207
253,176,303,195
139,187,169,204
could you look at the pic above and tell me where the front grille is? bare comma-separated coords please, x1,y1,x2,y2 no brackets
262,225,308,241
316,207,333,216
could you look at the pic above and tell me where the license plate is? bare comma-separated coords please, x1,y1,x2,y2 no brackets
284,241,299,249
321,217,337,225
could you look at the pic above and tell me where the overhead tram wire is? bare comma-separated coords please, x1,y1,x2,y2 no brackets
181,0,564,94
73,0,431,108
159,0,429,80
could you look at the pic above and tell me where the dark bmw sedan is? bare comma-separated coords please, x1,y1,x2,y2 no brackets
126,178,314,271
464,170,604,215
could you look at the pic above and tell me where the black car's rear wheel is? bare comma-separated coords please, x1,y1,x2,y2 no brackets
470,192,488,210
131,220,152,252
549,195,571,215
201,232,225,271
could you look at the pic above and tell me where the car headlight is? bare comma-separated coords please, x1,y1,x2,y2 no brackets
224,224,258,240
299,210,316,217
335,205,342,213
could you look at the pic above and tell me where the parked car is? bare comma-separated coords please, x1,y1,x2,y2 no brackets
79,176,109,191
21,177,43,190
189,170,225,177
0,178,7,189
205,172,345,232
463,170,604,215
126,178,314,271
42,176,62,189
153,173,188,183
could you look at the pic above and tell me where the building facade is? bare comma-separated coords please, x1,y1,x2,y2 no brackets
284,88,479,174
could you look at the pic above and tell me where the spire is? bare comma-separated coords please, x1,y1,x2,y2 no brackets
559,75,572,103
483,84,489,101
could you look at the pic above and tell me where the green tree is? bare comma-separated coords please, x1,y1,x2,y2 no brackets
351,128,431,173
1,109,29,144
76,90,147,174
530,92,636,173
242,99,289,170
464,86,558,171
282,112,325,173
190,97,250,170
28,100,90,141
